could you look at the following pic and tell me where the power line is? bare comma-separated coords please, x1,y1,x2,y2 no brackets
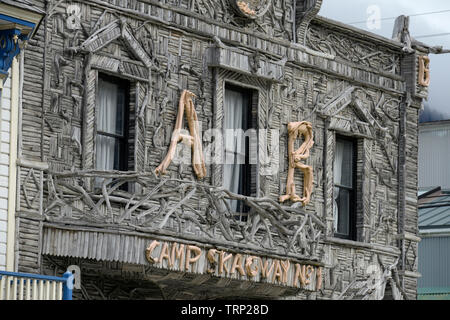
346,9,450,25
415,32,450,39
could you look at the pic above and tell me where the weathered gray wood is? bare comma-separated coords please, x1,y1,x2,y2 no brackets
13,0,425,300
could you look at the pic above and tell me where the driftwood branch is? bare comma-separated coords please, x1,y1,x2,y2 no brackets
45,170,326,257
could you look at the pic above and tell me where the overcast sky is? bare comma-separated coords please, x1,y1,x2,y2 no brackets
319,0,450,118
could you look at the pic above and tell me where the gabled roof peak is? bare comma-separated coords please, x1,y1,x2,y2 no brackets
76,20,152,69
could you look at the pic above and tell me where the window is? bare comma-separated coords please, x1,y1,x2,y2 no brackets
383,284,394,300
223,84,256,216
333,136,356,240
95,75,129,173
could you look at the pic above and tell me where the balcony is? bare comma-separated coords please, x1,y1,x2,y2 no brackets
0,270,73,300
40,170,325,262
17,163,327,296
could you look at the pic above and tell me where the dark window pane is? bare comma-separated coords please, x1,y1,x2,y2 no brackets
116,89,125,136
334,136,356,240
336,188,351,236
114,138,122,170
223,86,253,214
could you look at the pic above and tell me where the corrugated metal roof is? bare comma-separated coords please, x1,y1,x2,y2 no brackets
419,192,450,228
418,190,430,197
42,227,150,265
419,187,440,198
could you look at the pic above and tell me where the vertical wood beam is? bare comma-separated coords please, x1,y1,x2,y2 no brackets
397,94,408,289
40,2,49,162
6,56,19,272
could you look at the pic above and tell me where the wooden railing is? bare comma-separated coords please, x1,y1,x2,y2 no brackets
0,271,73,300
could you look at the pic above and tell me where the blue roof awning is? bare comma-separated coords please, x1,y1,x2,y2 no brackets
0,0,44,80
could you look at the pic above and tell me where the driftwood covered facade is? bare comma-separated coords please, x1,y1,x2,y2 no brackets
13,0,427,300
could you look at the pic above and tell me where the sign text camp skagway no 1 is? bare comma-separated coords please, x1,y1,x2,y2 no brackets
145,240,323,291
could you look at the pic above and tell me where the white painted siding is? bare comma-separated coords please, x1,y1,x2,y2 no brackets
0,76,11,271
419,122,450,189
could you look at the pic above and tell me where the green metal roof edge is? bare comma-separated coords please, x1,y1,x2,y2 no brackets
418,295,450,300
418,287,450,294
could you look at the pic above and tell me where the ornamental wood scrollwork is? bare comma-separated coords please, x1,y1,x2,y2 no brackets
0,29,27,80
155,90,207,179
418,56,430,87
280,121,314,206
306,25,400,75
44,171,325,258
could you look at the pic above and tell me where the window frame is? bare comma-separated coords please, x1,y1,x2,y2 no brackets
223,83,256,215
82,55,148,195
95,73,131,173
333,134,357,241
211,70,270,219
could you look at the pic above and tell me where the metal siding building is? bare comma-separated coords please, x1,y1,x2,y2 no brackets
418,236,450,288
419,121,450,189
417,188,450,299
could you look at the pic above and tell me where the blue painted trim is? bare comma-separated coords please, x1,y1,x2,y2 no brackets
0,13,36,29
0,28,26,81
0,270,66,283
62,271,74,300
0,10,41,82
0,270,74,300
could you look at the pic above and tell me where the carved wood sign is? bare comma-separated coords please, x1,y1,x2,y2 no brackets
280,122,315,206
230,0,272,19
145,240,323,291
418,55,430,87
155,90,207,179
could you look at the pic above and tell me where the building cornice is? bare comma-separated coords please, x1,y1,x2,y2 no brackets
312,15,404,51
323,237,401,257
80,0,406,95
0,3,43,36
